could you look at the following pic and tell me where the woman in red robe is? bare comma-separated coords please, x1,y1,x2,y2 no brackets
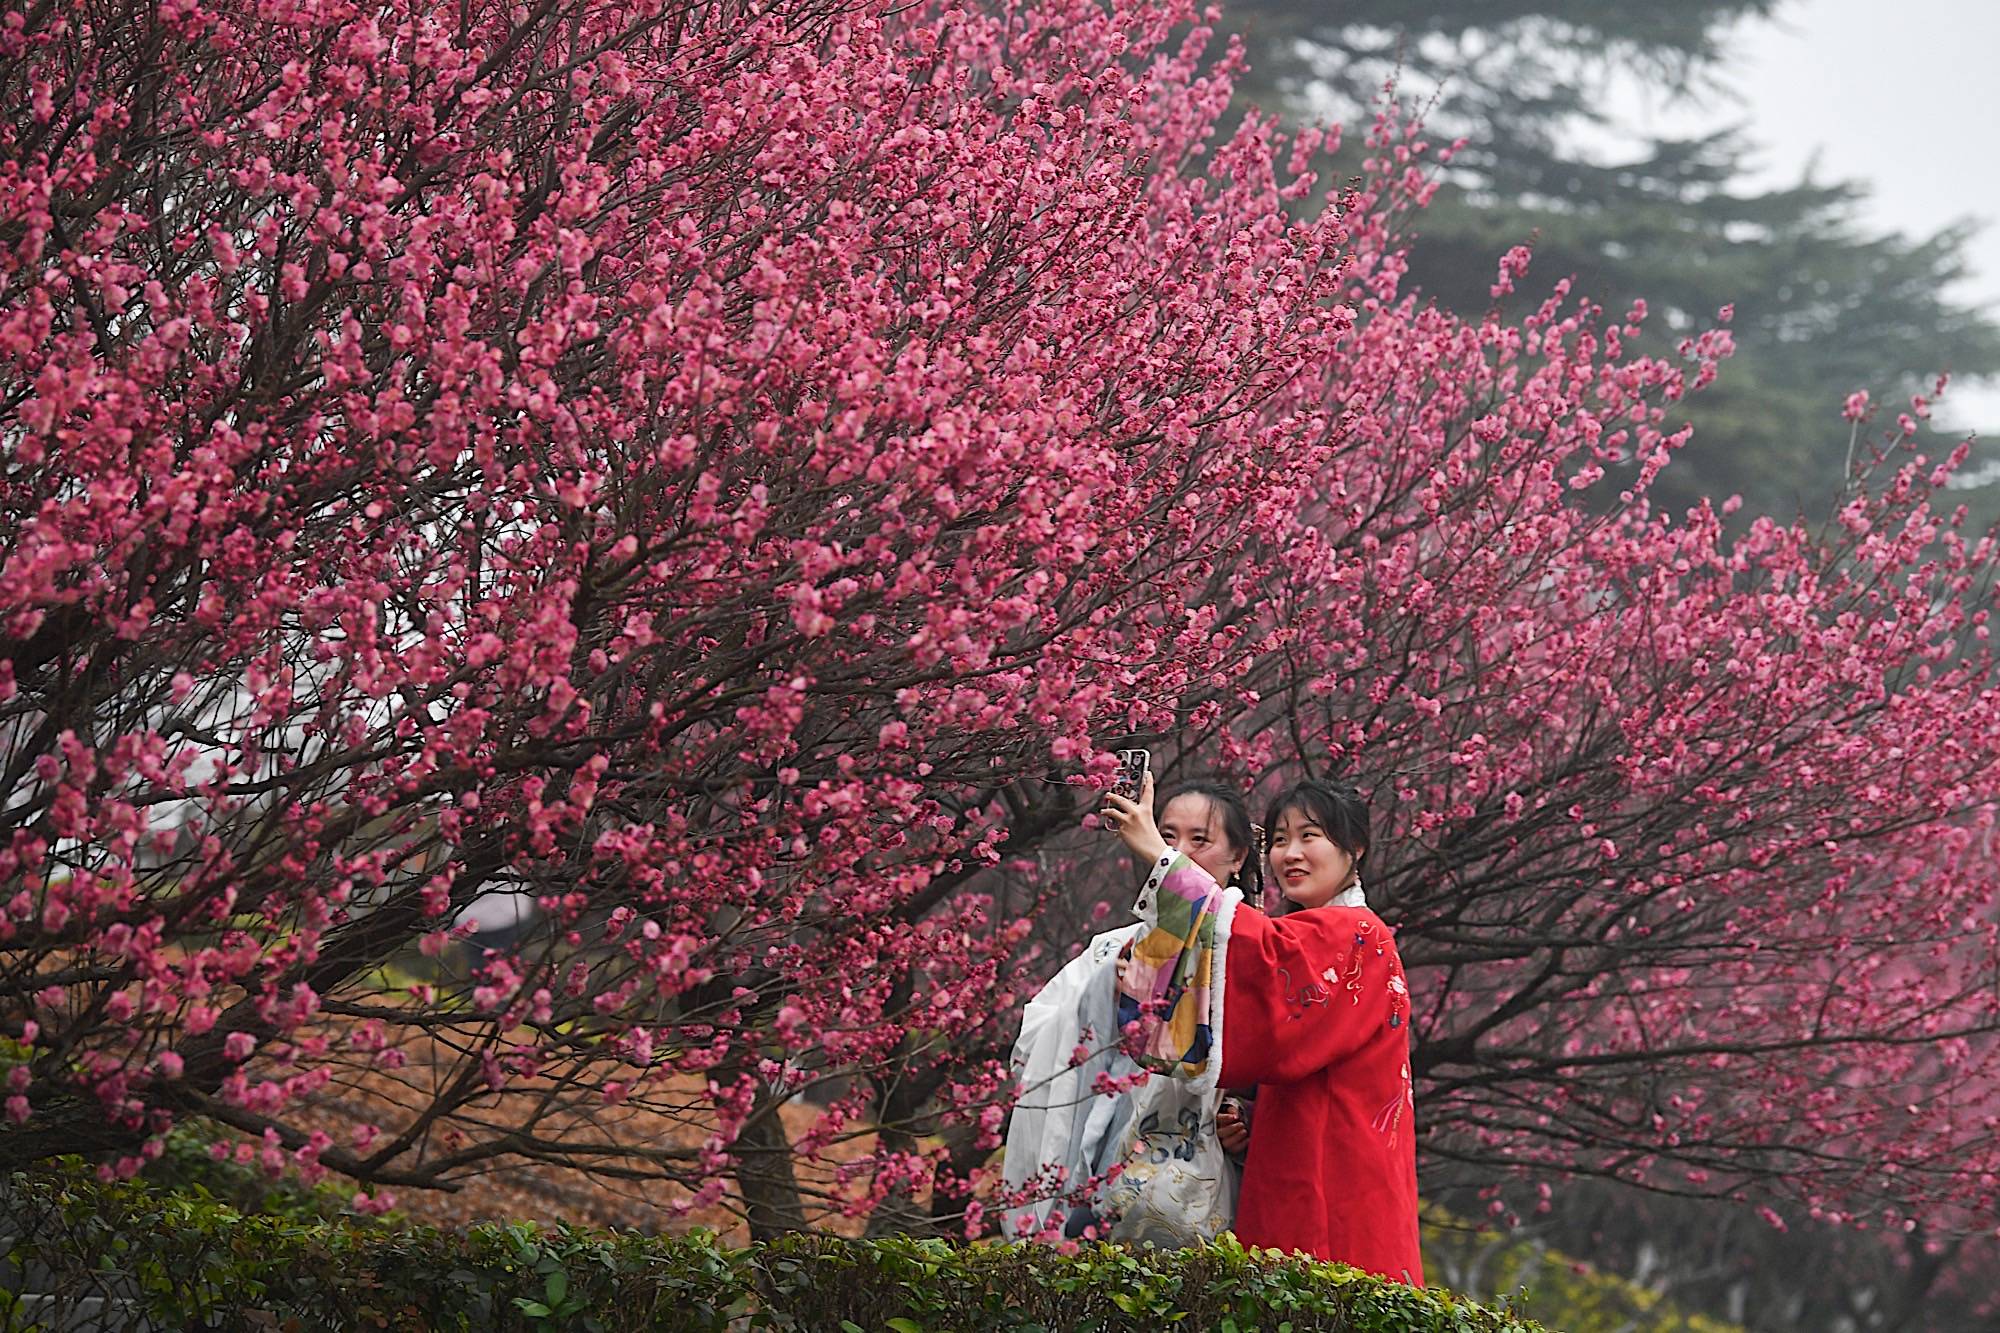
1099,773,1423,1285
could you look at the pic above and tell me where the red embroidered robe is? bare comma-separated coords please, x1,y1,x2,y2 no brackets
1122,852,1423,1284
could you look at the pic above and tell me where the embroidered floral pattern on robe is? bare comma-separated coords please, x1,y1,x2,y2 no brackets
1115,852,1425,1286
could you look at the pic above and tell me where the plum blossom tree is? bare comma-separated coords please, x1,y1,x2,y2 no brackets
0,0,1368,1233
2,0,1998,1242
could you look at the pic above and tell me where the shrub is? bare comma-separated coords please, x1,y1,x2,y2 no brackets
0,1169,1539,1332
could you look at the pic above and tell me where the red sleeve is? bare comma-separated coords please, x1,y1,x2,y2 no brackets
1221,905,1409,1086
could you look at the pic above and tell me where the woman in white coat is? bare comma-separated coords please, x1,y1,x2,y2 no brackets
1002,780,1260,1240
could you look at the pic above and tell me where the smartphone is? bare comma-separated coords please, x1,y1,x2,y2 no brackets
1108,748,1151,802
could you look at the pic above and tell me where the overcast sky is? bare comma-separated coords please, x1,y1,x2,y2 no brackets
1606,0,2000,433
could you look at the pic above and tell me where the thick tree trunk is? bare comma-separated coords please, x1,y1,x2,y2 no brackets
926,1122,991,1238
725,1078,809,1240
862,1122,934,1240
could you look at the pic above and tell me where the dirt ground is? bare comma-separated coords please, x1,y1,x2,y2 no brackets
283,1031,887,1240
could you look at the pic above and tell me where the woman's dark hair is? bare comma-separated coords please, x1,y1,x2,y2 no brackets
1262,779,1370,914
1154,780,1263,901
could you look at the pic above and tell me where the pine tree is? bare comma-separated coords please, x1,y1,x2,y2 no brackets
1225,0,2000,521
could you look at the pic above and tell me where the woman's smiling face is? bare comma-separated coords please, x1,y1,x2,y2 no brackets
1267,804,1357,910
1159,793,1246,888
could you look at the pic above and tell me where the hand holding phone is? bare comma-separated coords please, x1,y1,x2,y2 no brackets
1216,1099,1250,1155
1107,748,1151,803
1099,763,1168,865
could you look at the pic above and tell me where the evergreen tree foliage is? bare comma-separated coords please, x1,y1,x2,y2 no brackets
1224,0,2000,521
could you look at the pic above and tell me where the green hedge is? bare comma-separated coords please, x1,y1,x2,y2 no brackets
0,1170,1545,1332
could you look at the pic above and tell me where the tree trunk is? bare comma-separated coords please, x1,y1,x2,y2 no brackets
725,1078,809,1240
862,1122,936,1240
